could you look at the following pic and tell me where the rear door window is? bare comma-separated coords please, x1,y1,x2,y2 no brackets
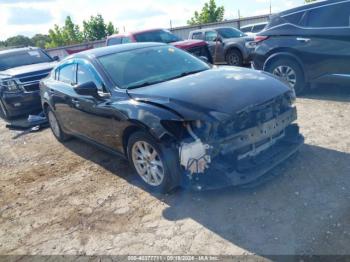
306,2,350,28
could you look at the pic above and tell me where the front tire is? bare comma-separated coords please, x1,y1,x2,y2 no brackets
267,58,306,95
46,107,70,142
127,131,179,193
225,49,243,66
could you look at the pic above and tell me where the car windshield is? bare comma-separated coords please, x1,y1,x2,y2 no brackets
216,28,245,38
0,49,53,71
134,30,181,44
98,45,210,89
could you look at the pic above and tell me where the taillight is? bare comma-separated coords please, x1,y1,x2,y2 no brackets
254,35,269,43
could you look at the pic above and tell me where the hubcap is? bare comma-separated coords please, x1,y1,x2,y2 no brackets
228,54,239,65
48,111,60,138
273,65,297,88
131,141,165,186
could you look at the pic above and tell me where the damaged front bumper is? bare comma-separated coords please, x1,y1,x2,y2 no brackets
180,107,304,190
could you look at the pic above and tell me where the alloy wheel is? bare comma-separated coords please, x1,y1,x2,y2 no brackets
272,65,297,89
131,141,165,186
0,100,8,118
227,53,240,66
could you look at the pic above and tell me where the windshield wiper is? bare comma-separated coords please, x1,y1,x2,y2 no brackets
168,69,207,80
126,69,207,89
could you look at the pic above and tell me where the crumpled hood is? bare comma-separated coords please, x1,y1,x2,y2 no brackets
127,66,290,122
0,62,57,78
171,39,207,49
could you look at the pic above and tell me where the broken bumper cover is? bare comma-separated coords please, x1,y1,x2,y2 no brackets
182,108,304,190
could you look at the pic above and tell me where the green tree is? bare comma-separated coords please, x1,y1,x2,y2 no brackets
46,16,83,48
187,0,225,25
305,0,317,2
31,34,50,48
5,35,34,47
83,14,118,41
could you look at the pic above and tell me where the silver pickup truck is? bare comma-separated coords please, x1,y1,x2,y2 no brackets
189,27,254,66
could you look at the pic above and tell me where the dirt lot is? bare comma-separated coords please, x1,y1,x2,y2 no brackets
1,86,350,256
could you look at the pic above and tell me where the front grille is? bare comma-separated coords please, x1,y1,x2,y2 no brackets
23,83,40,92
18,72,50,83
17,71,50,93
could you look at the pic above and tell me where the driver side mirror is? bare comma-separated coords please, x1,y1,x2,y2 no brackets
75,81,99,98
52,56,60,61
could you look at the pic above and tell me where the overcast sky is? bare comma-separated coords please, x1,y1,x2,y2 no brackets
0,0,305,40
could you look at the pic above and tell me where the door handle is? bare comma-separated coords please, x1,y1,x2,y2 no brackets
297,37,311,43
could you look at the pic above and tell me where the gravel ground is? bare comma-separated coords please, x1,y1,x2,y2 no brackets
0,85,350,256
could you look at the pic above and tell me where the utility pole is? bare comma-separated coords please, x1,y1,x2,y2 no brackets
170,20,172,29
270,0,272,14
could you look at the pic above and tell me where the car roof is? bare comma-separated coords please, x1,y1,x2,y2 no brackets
108,28,167,39
278,0,347,16
72,42,166,59
0,46,40,55
241,22,268,28
190,26,239,33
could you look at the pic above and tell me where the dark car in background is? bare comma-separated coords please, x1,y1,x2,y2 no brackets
240,22,268,36
189,27,254,66
40,43,303,193
106,28,213,63
252,0,350,94
0,47,58,119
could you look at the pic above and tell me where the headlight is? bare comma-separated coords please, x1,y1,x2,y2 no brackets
1,80,21,93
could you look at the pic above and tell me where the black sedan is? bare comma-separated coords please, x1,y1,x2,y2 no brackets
40,43,304,192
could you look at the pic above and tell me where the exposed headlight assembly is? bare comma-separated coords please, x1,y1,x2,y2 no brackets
0,79,21,93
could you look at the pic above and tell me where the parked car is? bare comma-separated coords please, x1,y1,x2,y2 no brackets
189,27,254,66
252,0,350,94
0,47,58,119
240,22,268,36
106,29,213,63
40,43,303,193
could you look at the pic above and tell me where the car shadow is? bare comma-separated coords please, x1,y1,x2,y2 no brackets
62,139,350,255
300,83,350,103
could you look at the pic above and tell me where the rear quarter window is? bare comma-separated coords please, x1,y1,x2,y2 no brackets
306,2,350,27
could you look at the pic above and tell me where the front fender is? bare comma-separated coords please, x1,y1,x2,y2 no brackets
116,99,184,141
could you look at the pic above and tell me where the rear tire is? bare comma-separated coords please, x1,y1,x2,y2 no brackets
225,49,243,66
267,58,306,95
46,107,70,142
127,131,180,193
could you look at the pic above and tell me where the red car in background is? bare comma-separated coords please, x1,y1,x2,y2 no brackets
106,29,213,63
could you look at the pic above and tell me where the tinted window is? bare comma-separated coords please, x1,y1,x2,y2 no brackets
134,30,181,43
98,46,209,89
284,12,305,25
204,31,217,41
252,24,266,32
58,64,76,84
192,32,203,40
121,37,131,43
0,49,53,71
306,3,350,27
216,28,244,38
240,26,252,33
107,37,121,46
